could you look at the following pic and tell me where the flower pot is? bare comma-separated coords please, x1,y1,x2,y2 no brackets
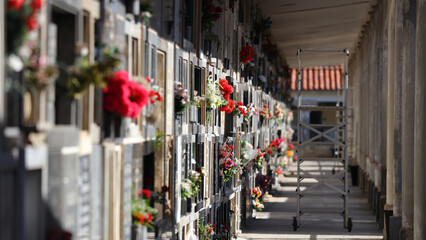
132,224,148,240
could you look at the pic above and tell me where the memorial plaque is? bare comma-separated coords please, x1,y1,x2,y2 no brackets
77,155,91,239
91,145,103,239
122,144,133,240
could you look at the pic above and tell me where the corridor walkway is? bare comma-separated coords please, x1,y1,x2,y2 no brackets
238,162,383,240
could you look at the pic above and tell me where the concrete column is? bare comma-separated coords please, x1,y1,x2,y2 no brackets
393,0,403,218
414,1,426,238
400,0,416,239
385,0,395,211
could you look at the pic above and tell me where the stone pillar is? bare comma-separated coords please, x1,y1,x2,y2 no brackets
400,0,416,239
414,1,426,238
392,0,403,218
385,0,395,212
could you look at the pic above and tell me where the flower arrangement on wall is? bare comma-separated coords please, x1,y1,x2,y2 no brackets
240,45,254,65
201,0,222,44
234,102,257,123
181,178,193,199
254,149,265,169
240,140,258,170
213,223,230,240
260,104,271,120
149,86,163,104
219,144,241,182
132,189,158,230
103,71,149,119
139,1,153,25
198,220,215,240
206,75,228,109
174,81,189,113
190,90,205,108
24,48,59,91
251,187,264,211
6,0,42,58
218,78,235,113
274,167,283,176
181,167,205,199
258,174,275,193
66,48,121,99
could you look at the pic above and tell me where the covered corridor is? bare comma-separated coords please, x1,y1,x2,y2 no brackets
1,0,426,240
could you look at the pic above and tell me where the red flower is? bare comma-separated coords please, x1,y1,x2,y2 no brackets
146,213,153,222
104,71,149,119
8,0,25,10
220,152,227,158
224,159,234,168
31,0,42,11
230,145,234,150
26,16,39,31
237,101,243,106
138,189,152,199
145,76,152,83
267,150,273,154
162,185,169,192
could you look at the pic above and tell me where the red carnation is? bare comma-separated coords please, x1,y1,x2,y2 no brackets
8,0,25,10
26,16,39,31
268,150,273,154
31,0,42,11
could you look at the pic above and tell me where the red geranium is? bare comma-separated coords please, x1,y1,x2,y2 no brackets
26,15,39,31
240,45,254,64
31,0,42,11
8,0,25,10
104,71,149,119
149,89,162,104
138,189,152,199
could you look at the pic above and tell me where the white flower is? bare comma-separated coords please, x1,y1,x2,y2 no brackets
18,44,32,59
8,54,24,72
80,47,89,57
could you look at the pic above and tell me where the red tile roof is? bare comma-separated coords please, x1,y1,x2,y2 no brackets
290,65,345,91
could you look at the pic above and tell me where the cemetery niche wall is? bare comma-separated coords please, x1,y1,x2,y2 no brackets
0,0,294,239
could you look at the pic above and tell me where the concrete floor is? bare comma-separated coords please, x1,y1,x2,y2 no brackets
238,161,383,240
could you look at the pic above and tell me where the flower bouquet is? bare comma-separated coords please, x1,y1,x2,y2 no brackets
132,189,158,230
206,75,228,109
274,167,283,177
240,45,254,65
181,178,193,199
218,79,235,114
213,223,230,240
140,1,153,25
240,140,258,170
260,104,270,121
234,102,257,123
258,174,275,193
104,71,149,119
66,48,121,99
181,167,205,199
174,81,189,113
251,187,264,211
254,149,265,169
6,0,42,58
198,220,215,240
24,50,59,91
219,144,241,182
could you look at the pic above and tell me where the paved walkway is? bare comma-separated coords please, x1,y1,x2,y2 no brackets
238,162,383,240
